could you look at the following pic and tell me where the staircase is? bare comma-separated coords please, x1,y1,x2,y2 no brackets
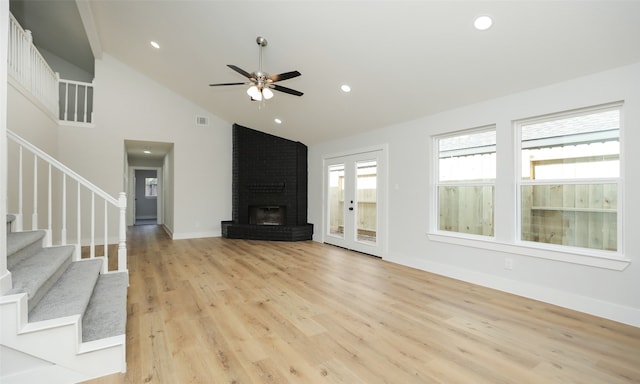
1,215,128,383
2,12,128,382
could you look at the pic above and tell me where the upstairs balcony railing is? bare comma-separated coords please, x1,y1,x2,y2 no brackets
8,13,94,126
59,78,94,124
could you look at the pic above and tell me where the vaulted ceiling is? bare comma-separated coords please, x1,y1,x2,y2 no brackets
10,1,640,145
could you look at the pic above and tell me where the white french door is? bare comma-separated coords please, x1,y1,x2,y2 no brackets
325,150,385,256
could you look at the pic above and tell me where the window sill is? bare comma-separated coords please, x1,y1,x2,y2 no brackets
427,232,631,271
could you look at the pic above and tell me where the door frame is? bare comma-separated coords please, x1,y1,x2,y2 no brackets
127,166,163,226
322,144,388,257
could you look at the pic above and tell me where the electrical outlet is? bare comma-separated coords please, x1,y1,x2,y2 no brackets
504,258,514,270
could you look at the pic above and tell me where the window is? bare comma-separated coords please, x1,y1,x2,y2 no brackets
435,127,496,237
517,104,621,252
145,177,158,198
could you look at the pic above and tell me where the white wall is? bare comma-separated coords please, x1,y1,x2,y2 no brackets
308,62,640,327
1,1,10,293
56,54,232,239
38,47,93,83
7,84,59,153
5,83,61,234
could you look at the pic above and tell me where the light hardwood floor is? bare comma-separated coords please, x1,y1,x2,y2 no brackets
84,225,640,383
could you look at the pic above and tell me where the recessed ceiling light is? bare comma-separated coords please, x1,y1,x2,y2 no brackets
143,150,151,154
474,15,493,31
274,118,282,124
341,84,351,93
150,41,160,49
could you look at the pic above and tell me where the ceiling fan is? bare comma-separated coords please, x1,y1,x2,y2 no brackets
209,36,303,101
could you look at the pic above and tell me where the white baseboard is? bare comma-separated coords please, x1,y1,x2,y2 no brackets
169,229,220,240
385,253,640,328
161,224,173,239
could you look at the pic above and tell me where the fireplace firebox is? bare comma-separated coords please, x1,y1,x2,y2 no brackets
221,124,313,241
249,206,286,226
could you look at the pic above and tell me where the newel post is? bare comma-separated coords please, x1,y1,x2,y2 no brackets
117,192,127,272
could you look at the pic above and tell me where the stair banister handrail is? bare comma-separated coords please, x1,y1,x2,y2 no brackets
7,129,127,273
8,130,119,205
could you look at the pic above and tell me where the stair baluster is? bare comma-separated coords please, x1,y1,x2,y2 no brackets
6,130,127,273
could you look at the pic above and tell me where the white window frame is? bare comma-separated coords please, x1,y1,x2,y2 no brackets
428,102,630,271
515,102,624,259
433,125,496,240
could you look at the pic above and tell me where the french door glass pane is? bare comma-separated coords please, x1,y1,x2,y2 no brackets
328,164,345,238
356,160,377,244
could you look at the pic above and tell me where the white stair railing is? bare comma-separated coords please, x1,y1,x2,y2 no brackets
8,13,58,117
59,78,94,125
7,130,128,273
8,13,94,126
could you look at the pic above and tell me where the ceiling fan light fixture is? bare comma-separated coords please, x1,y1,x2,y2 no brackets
247,85,262,100
262,87,274,100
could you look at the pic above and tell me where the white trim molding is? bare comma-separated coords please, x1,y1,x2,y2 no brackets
428,232,631,271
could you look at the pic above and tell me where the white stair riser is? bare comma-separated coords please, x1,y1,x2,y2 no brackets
0,294,125,380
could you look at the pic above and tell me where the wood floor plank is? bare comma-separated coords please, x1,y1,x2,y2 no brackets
317,358,368,384
82,225,640,383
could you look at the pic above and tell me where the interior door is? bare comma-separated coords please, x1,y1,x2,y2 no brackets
134,169,158,224
325,150,383,256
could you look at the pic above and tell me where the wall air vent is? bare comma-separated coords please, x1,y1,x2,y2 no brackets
196,116,209,126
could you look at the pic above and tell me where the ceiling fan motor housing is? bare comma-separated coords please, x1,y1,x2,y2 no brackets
256,36,268,47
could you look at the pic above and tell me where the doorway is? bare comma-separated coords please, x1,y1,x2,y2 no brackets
324,148,386,257
134,169,158,225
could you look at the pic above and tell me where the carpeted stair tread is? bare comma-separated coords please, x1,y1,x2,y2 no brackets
29,259,103,323
7,245,75,312
7,230,46,269
82,272,128,342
